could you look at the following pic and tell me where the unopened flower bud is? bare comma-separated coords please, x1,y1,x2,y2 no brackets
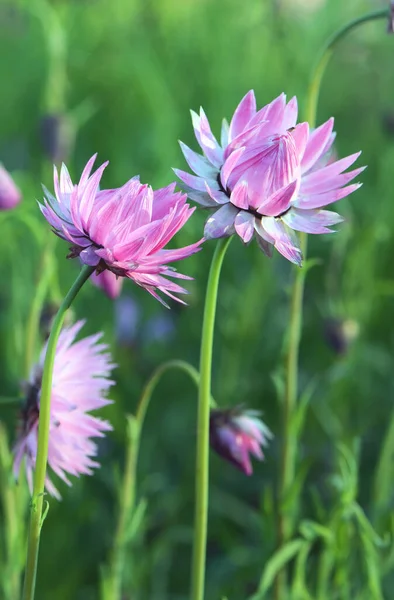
209,407,272,475
91,270,123,300
0,164,21,210
40,114,74,163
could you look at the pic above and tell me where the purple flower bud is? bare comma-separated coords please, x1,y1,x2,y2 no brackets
40,114,73,163
210,407,272,475
91,270,123,299
0,164,21,210
388,2,394,34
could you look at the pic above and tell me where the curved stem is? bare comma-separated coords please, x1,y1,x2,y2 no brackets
276,7,388,599
108,359,210,600
22,264,94,600
191,237,232,600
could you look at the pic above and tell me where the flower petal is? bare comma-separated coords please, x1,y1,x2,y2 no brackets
229,90,257,142
282,207,344,234
204,204,238,239
301,118,334,174
260,216,302,265
234,211,255,243
295,183,362,210
179,141,218,178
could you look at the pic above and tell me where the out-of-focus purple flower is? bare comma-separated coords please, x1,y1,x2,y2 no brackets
209,407,272,475
388,1,394,34
144,312,176,345
175,90,365,265
324,317,359,355
91,270,123,299
40,114,73,163
115,296,140,346
39,155,203,306
13,321,115,499
0,164,21,210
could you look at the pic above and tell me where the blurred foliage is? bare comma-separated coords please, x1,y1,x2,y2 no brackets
1,0,394,598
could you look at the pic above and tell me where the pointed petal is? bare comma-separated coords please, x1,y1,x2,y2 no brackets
282,207,344,234
282,96,298,130
179,141,218,177
300,152,363,194
290,122,309,158
234,211,255,243
230,180,249,210
174,168,218,193
296,183,362,210
229,90,257,141
301,118,334,174
221,119,229,148
204,181,229,204
220,147,245,189
261,217,302,265
257,179,298,217
204,204,238,239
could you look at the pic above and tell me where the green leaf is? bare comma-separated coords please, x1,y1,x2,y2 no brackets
250,539,304,599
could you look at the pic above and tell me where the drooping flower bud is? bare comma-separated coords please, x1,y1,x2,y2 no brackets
324,318,359,355
91,270,123,300
209,407,272,475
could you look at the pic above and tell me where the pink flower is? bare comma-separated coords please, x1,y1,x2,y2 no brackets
0,164,21,210
175,90,365,265
13,321,115,499
91,270,123,299
209,408,272,475
40,156,203,305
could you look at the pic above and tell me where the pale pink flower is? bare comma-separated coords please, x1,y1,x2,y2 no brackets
175,90,365,265
91,270,123,299
209,408,272,475
40,156,202,305
13,321,115,499
0,164,21,210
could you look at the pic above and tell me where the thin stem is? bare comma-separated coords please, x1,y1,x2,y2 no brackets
22,265,94,600
24,237,56,379
276,7,388,599
191,237,232,600
108,359,207,600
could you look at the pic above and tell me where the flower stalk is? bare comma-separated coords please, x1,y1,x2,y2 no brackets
107,360,206,600
276,6,389,598
191,237,231,600
22,264,95,600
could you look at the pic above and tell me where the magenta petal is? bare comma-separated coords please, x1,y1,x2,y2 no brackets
296,183,362,210
204,204,238,239
257,179,298,217
229,90,257,142
234,211,255,243
290,122,309,158
281,96,298,130
300,152,363,194
220,147,245,189
301,118,334,174
261,216,302,265
230,180,249,210
282,208,344,234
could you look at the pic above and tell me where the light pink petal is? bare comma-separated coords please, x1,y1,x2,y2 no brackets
204,204,238,239
281,96,298,130
260,216,302,265
282,207,344,234
204,181,230,205
221,119,229,148
301,118,334,174
300,152,363,194
234,211,255,243
174,168,218,193
295,183,362,210
191,109,223,168
220,147,245,189
229,90,257,142
290,122,309,158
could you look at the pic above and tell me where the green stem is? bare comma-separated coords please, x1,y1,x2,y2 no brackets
24,237,56,379
22,265,94,600
108,359,209,600
191,237,232,600
276,7,389,599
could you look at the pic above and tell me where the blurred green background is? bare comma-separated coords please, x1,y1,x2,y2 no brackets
1,0,394,598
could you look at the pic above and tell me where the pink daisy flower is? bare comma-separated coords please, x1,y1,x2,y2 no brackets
209,407,272,475
13,321,115,499
175,90,365,265
40,156,202,305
